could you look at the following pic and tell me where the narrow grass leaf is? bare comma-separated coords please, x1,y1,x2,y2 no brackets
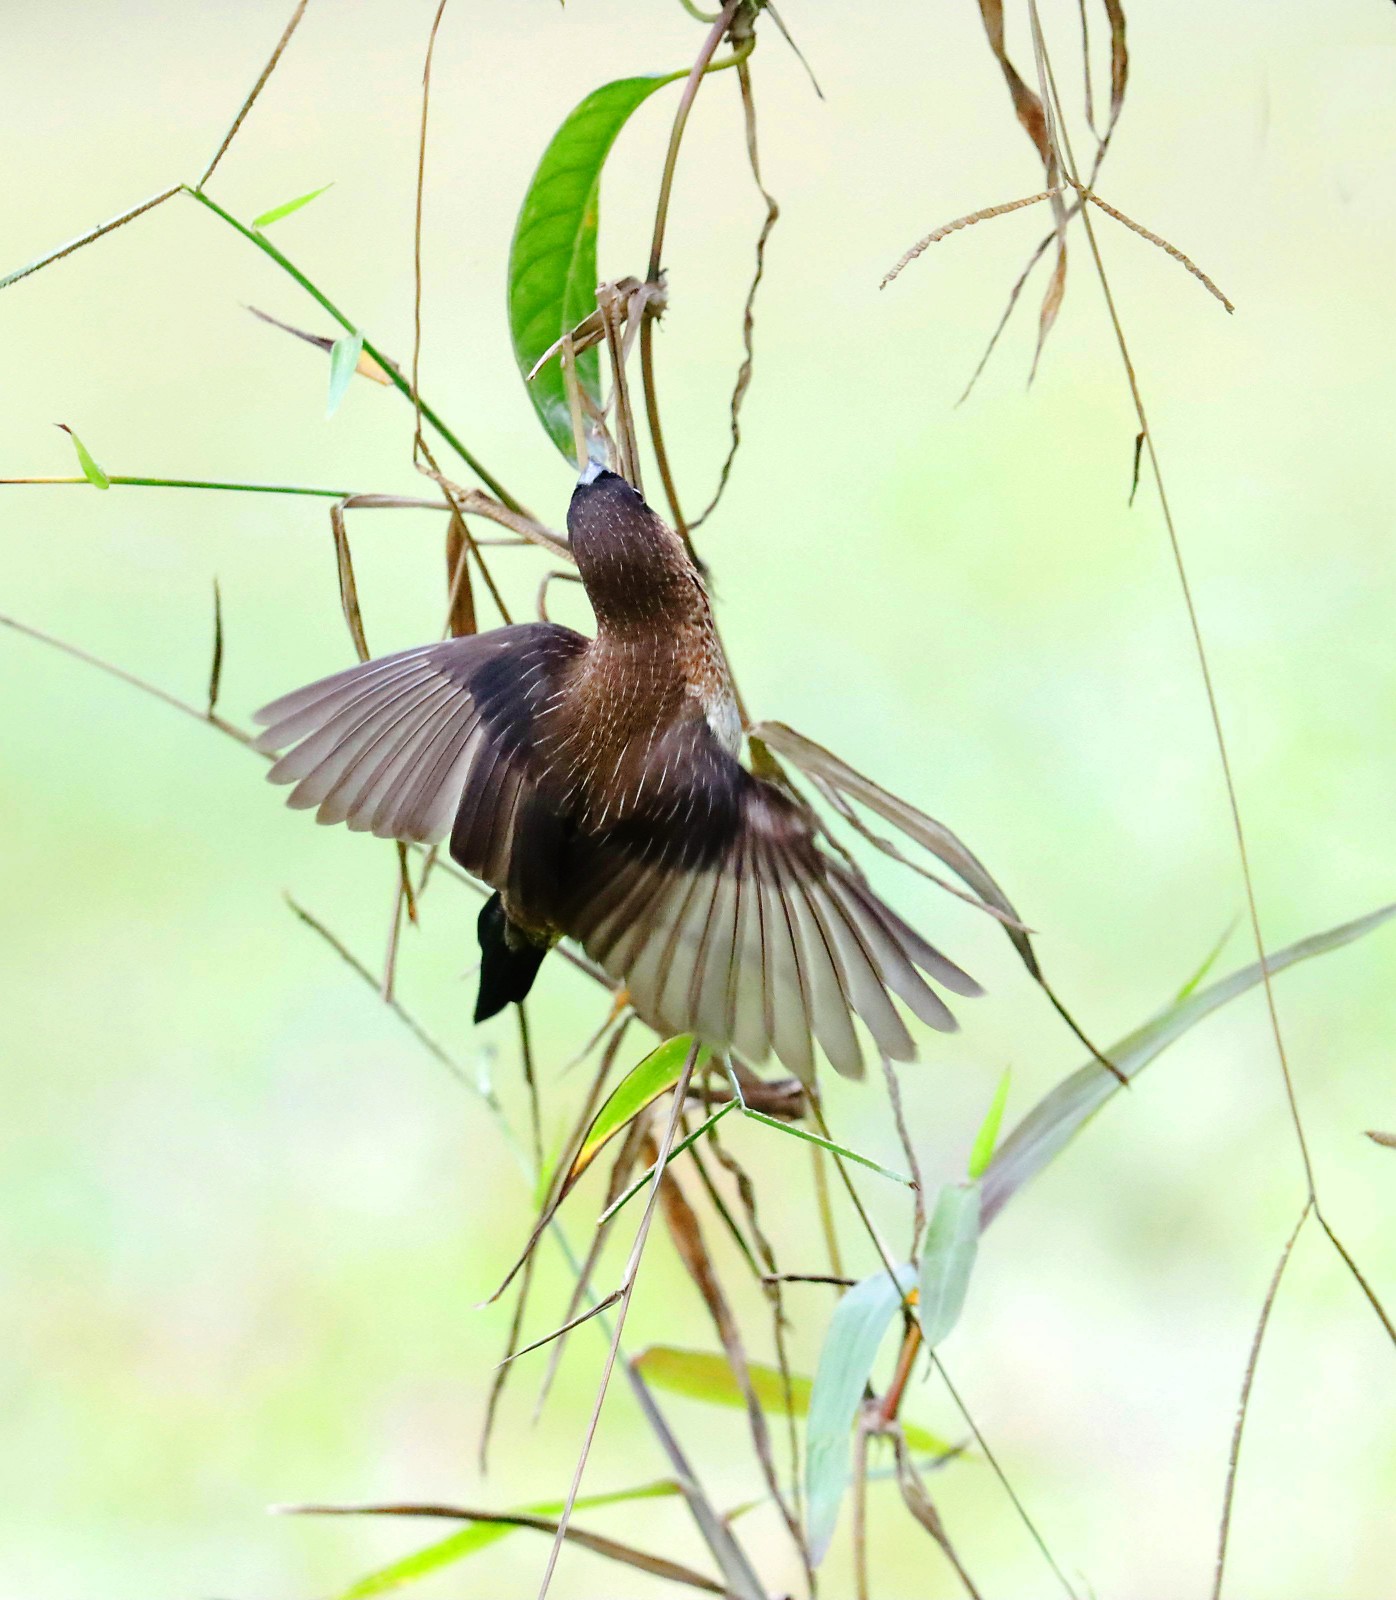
917,1183,980,1348
252,182,333,230
634,1344,953,1457
740,1107,910,1186
565,1034,702,1192
327,331,364,419
1173,916,1238,1002
333,1482,683,1600
981,902,1396,1228
507,73,675,461
967,1069,1011,1180
805,1264,916,1565
1366,1131,1396,1151
56,425,109,489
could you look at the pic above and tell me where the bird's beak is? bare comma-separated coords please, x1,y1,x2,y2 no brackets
577,457,608,487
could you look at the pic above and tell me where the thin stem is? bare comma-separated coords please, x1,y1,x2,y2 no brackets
535,1042,704,1600
197,0,310,189
934,1356,1078,1600
181,187,523,512
1211,1201,1311,1599
0,187,182,292
640,0,750,554
0,610,252,748
0,475,435,500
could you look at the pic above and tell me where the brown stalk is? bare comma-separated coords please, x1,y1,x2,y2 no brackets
278,1499,725,1594
651,1135,810,1580
196,0,310,189
639,0,748,558
1026,9,1396,1403
1211,1200,1311,1599
893,1433,985,1600
689,57,779,531
534,1112,649,1422
479,1246,538,1475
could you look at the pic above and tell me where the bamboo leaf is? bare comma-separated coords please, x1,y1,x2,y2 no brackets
917,1182,980,1349
507,74,675,461
805,1264,915,1565
634,1344,953,1458
967,1069,1010,1181
981,902,1396,1228
252,182,333,230
333,1482,684,1600
565,1034,703,1192
327,331,364,419
56,424,109,489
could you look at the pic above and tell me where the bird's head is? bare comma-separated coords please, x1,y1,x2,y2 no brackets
567,461,700,629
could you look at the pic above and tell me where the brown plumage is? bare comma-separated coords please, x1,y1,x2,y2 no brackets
253,465,980,1082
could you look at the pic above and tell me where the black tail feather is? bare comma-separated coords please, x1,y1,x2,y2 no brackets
474,893,549,1022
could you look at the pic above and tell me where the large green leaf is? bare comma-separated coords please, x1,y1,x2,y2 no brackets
336,1482,681,1600
805,1264,916,1565
917,1182,980,1349
507,74,674,461
981,901,1396,1227
634,1343,953,1458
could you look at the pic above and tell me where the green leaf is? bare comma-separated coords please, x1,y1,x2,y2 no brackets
1173,916,1238,1002
252,182,333,230
507,74,675,461
917,1182,980,1348
57,424,109,489
967,1069,1011,1180
336,1482,680,1600
634,1343,954,1458
981,901,1396,1228
566,1034,703,1191
805,1264,915,1566
326,331,364,419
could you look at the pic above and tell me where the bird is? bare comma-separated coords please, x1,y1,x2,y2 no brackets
253,462,980,1083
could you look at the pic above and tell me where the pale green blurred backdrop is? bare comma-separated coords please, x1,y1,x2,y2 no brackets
3,3,1395,1597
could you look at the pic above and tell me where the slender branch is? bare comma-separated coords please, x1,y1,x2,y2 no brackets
196,0,311,189
1211,1201,1311,1599
0,187,182,291
935,1356,1079,1600
535,1043,703,1600
181,186,523,511
640,0,750,553
0,475,441,500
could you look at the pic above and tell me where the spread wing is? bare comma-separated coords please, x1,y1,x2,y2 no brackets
252,624,586,869
560,720,981,1083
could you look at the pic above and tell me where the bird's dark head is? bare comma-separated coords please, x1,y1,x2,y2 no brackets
567,461,702,630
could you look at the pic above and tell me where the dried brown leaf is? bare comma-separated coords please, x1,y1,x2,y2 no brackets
329,502,370,663
444,510,478,638
1366,1131,1396,1150
280,1498,725,1594
651,1137,808,1572
974,0,1051,166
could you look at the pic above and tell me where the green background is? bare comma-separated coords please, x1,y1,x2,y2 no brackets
2,3,1394,1597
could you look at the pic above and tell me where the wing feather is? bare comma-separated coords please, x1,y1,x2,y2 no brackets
562,721,976,1079
254,625,586,866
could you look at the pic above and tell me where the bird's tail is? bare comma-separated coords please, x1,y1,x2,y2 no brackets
474,892,550,1022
